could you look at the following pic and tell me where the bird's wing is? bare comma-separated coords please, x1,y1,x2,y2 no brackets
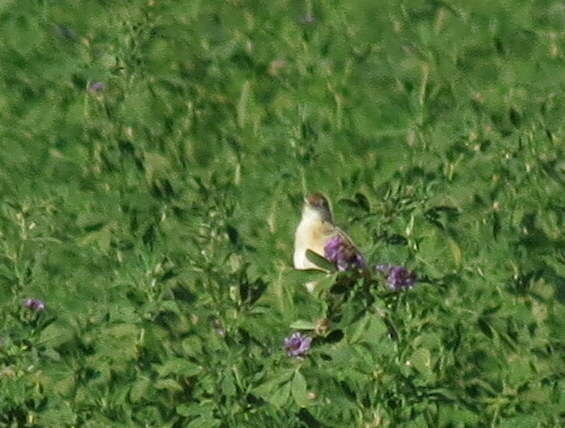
334,225,364,256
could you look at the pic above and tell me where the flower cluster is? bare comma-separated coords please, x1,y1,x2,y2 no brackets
88,81,105,93
283,332,312,358
324,235,366,272
376,264,417,291
23,298,45,312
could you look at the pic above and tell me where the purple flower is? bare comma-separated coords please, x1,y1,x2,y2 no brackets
324,235,366,272
376,264,416,291
300,15,316,24
23,298,45,312
211,319,226,337
283,332,312,358
88,81,105,93
56,25,78,42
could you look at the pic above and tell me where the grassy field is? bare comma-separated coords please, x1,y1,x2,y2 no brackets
1,0,564,426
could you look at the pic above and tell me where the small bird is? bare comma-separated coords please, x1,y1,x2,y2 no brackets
293,193,365,283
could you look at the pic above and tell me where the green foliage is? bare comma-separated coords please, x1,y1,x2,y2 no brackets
1,0,564,427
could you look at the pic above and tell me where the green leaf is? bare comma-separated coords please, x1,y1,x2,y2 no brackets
410,348,432,376
158,300,182,314
285,268,328,284
267,380,291,408
78,225,112,252
155,358,203,377
187,415,221,428
38,404,76,426
447,237,462,268
237,80,251,129
104,323,139,338
347,315,370,344
497,415,539,428
129,378,151,403
306,249,337,272
253,370,294,397
290,320,317,330
177,402,216,417
291,370,309,407
405,415,428,428
221,370,237,397
144,152,171,179
154,379,183,392
182,336,204,357
311,273,339,294
253,370,294,407
39,321,74,347
52,375,75,397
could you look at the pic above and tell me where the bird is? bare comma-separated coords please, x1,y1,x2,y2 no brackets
293,193,365,289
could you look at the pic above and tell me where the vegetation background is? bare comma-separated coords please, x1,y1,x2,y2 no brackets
1,0,564,426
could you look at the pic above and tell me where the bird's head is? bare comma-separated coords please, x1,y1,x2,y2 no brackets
303,192,333,222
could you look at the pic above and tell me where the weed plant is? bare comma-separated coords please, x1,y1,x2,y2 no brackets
0,1,564,427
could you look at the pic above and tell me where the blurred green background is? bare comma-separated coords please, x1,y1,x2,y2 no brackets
0,0,564,426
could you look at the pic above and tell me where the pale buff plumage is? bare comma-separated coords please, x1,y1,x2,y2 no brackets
293,193,362,290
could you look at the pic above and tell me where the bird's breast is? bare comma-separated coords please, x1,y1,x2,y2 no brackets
293,218,334,269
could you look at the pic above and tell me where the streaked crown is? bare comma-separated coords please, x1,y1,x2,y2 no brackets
304,192,332,222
